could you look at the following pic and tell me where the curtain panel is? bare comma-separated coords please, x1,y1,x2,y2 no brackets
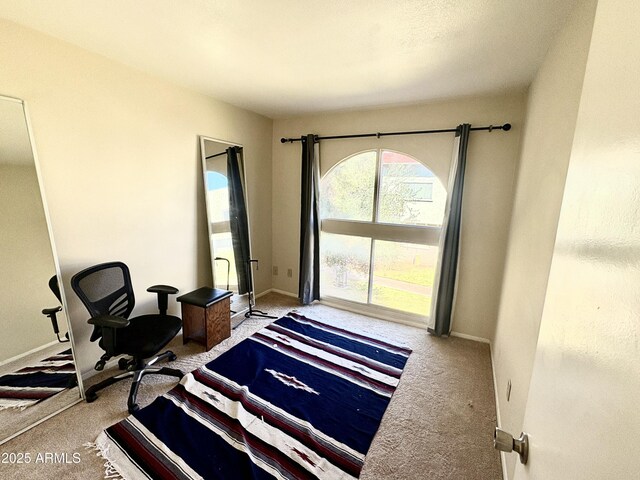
227,146,251,294
298,134,321,305
429,124,471,336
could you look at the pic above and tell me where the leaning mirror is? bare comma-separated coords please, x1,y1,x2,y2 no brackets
199,136,254,318
0,95,82,444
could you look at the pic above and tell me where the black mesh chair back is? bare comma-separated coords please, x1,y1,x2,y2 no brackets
72,262,135,341
73,262,135,317
70,261,183,413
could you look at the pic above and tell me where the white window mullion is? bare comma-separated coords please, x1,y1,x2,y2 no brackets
367,238,375,304
367,150,383,304
321,219,441,246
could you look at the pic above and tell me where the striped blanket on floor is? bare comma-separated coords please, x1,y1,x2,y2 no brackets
0,348,76,410
95,312,412,479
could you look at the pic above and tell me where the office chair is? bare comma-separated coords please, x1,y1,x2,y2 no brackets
42,275,70,343
71,261,184,413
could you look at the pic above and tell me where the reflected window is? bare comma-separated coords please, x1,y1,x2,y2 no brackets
206,172,230,223
205,162,238,291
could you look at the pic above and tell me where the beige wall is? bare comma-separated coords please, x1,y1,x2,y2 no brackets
0,164,58,362
491,1,597,477
516,0,640,477
272,93,526,340
0,19,273,376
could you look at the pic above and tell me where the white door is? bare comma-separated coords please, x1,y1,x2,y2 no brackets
514,1,640,478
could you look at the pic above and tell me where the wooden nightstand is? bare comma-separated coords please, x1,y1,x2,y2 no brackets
177,287,233,351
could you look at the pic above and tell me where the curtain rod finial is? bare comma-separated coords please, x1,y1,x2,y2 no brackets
280,138,287,143
502,123,511,131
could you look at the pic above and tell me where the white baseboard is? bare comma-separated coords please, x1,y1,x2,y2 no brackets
450,331,491,344
269,288,298,298
256,288,298,299
0,339,59,367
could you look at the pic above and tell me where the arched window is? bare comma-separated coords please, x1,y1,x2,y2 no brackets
319,150,446,323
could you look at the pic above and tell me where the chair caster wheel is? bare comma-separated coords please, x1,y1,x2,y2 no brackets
118,358,129,370
95,360,105,371
169,353,177,362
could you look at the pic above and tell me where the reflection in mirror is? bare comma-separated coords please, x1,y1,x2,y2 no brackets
0,95,81,444
200,137,253,317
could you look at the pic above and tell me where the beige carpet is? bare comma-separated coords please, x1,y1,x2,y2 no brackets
0,293,502,479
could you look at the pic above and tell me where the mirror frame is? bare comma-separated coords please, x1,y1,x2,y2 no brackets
199,135,255,317
0,95,84,445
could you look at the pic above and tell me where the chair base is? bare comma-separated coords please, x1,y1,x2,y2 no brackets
85,350,184,414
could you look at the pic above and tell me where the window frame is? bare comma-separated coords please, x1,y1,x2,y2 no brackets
319,148,445,327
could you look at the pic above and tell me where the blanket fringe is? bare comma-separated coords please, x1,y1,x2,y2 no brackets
83,442,124,480
0,403,30,411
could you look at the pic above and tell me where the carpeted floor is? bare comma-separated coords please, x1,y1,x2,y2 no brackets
0,293,502,479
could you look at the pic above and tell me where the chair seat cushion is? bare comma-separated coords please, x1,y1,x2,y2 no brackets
109,314,182,359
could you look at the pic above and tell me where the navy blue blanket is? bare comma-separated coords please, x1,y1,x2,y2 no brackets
0,349,76,410
96,313,411,479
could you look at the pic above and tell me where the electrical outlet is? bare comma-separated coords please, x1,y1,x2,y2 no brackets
287,268,293,278
272,266,278,276
506,380,512,402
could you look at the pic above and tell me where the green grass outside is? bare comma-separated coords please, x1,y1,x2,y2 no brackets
375,266,436,287
326,278,430,317
371,285,431,316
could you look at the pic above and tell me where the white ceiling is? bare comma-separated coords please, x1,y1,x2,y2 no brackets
0,0,577,118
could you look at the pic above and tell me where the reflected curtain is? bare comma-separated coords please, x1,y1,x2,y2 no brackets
299,134,321,305
429,123,470,336
227,146,250,294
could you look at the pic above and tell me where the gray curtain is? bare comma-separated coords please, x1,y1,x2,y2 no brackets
227,146,250,294
298,134,321,305
429,124,470,336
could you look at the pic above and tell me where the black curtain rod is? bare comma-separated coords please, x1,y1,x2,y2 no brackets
205,151,228,160
205,145,242,160
280,123,511,144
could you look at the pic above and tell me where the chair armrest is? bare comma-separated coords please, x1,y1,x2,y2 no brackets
147,284,179,315
43,305,64,336
88,314,130,329
42,306,63,315
147,285,178,295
